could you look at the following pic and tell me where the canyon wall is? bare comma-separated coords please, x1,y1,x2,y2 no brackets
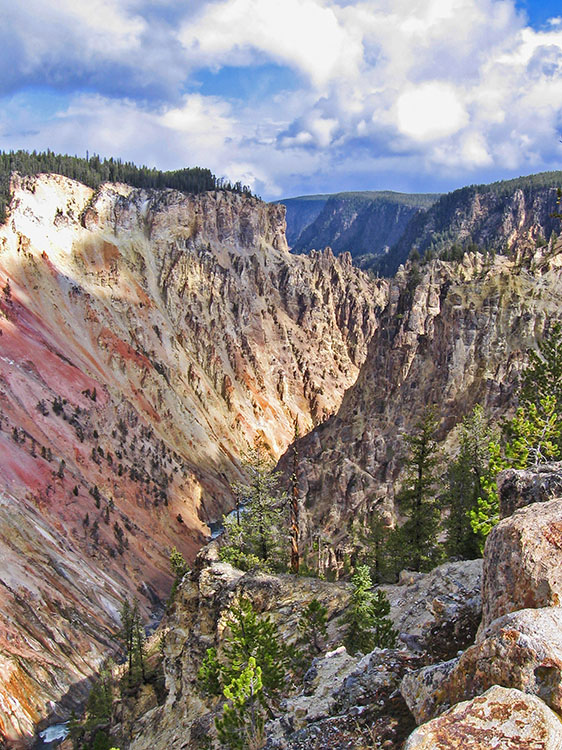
0,174,384,744
288,246,562,566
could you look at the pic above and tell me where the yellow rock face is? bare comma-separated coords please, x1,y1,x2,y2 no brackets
0,173,384,743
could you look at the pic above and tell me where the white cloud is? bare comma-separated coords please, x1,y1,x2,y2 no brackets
4,0,562,197
178,0,361,89
5,0,145,68
396,83,468,141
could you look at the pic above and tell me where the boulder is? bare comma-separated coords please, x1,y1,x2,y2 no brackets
403,685,562,749
401,658,459,724
383,559,482,659
498,463,562,518
402,607,562,723
482,498,562,629
266,648,422,750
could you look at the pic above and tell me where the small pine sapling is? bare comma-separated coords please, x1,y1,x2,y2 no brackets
342,565,397,655
371,590,398,649
298,599,328,656
215,657,265,750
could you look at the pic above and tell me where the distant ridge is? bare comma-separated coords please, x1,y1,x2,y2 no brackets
277,190,440,262
0,149,253,222
376,170,562,275
278,172,562,277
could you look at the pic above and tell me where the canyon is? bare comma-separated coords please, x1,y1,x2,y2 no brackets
1,167,562,747
281,191,439,266
0,173,383,746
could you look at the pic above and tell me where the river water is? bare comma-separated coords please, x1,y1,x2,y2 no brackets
34,722,69,748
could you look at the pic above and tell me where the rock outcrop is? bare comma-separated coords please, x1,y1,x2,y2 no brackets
403,685,562,750
497,462,562,517
125,549,352,750
482,497,562,628
403,607,562,724
288,249,562,566
121,553,481,750
0,173,385,744
401,463,562,746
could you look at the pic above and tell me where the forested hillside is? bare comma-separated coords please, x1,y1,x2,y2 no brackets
279,190,439,262
0,150,253,222
376,171,562,275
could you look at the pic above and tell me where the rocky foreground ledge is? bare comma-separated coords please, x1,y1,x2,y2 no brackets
113,543,481,749
403,461,562,749
68,462,562,749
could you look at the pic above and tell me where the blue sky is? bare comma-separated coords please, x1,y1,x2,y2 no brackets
1,0,562,200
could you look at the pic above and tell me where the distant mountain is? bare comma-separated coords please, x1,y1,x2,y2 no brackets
375,172,562,276
277,191,440,263
279,173,562,278
277,194,331,245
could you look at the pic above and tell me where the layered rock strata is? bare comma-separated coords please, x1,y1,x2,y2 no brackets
0,173,384,744
289,250,562,564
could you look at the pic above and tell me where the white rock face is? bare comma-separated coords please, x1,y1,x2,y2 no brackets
0,173,385,745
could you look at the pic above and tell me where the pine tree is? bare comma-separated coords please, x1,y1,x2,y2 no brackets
444,405,489,559
395,409,441,571
169,546,189,598
468,324,562,550
119,598,146,689
297,599,328,655
371,590,398,649
290,418,301,574
220,442,287,571
470,397,561,552
215,657,265,750
221,598,287,699
342,565,396,655
198,647,222,697
131,599,146,684
86,665,113,721
521,322,562,417
356,513,393,583
198,597,287,704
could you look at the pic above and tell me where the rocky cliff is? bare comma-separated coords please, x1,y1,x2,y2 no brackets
280,191,438,264
378,173,562,275
274,195,329,247
106,465,562,750
5,167,562,746
402,462,562,748
287,246,562,569
0,173,384,745
110,544,481,750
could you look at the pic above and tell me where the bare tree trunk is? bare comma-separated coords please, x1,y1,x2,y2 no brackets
290,419,300,574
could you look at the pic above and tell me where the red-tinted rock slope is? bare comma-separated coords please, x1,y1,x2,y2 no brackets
0,173,385,745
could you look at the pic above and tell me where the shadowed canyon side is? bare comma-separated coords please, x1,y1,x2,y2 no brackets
288,247,562,566
378,175,562,275
0,173,386,745
280,191,439,266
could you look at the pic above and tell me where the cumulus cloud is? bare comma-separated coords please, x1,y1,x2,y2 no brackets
178,0,361,89
0,0,186,99
3,0,562,197
396,83,469,141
